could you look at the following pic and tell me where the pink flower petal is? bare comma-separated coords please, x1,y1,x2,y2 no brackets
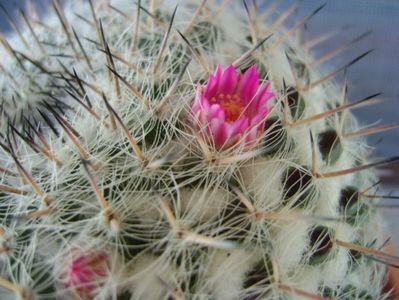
229,118,249,136
210,120,227,147
205,65,223,98
195,110,207,127
198,94,211,110
250,114,266,127
209,104,226,121
219,65,238,95
238,65,260,104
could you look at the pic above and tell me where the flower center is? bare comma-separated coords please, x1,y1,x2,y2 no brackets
210,93,245,122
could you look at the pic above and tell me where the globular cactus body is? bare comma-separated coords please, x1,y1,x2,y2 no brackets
0,1,396,299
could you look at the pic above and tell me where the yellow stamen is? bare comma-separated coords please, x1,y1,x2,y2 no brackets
215,93,245,122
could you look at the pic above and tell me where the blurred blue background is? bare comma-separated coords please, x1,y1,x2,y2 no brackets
293,1,399,158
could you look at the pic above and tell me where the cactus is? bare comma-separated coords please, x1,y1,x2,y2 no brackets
0,1,397,299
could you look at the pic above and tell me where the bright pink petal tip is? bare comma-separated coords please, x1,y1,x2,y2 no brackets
191,64,274,149
64,251,109,299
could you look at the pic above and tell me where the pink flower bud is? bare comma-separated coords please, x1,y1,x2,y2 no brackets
63,251,109,299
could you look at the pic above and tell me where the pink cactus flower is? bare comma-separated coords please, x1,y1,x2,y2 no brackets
191,64,274,149
64,251,109,299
